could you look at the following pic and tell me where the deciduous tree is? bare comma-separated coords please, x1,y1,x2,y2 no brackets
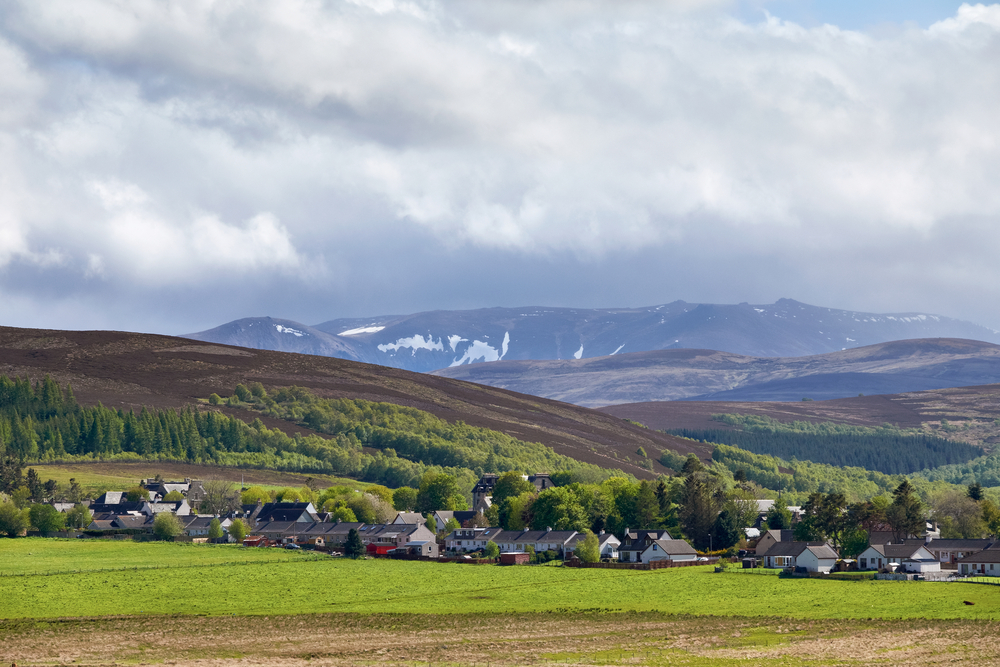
29,503,66,534
153,512,183,540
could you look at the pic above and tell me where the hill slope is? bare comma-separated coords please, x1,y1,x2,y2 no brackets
432,338,1000,406
185,299,1000,373
0,326,699,476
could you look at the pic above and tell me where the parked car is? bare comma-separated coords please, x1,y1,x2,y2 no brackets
284,543,301,550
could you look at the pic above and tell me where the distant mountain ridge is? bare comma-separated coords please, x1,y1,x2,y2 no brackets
433,338,1000,406
185,299,1000,374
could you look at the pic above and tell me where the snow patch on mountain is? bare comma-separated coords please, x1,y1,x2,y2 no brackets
574,344,584,359
450,340,502,366
448,335,467,351
338,326,385,336
275,325,305,337
378,334,444,355
501,332,510,359
611,344,625,355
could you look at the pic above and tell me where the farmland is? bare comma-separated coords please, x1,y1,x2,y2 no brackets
2,539,999,621
3,539,1000,666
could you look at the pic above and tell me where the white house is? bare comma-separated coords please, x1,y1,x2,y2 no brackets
957,548,1000,576
760,542,838,573
566,531,621,559
858,542,939,572
639,539,698,563
444,527,505,553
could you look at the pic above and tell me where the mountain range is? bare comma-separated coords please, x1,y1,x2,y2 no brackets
433,338,1000,407
185,299,1000,374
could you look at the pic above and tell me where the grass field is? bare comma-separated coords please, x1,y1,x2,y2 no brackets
28,461,374,496
2,539,999,621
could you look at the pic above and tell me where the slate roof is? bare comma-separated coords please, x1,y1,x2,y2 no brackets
646,539,697,556
255,502,319,523
393,512,425,524
956,549,1000,564
866,542,931,559
88,501,148,515
924,539,995,551
759,541,829,558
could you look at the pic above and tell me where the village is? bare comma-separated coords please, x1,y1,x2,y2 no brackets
25,472,1000,579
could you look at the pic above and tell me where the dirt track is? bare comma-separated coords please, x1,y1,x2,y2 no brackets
2,613,998,666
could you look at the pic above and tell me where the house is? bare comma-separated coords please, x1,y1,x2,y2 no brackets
431,510,478,532
957,548,1000,575
357,523,438,555
858,541,939,572
492,528,579,555
566,531,621,560
254,502,320,524
619,529,674,562
149,500,192,516
140,478,207,503
922,538,995,564
759,541,838,573
470,472,553,512
182,516,221,538
754,529,794,556
319,521,366,548
639,538,698,563
392,512,425,525
88,501,151,516
391,540,439,557
85,514,153,533
92,491,127,505
444,527,505,553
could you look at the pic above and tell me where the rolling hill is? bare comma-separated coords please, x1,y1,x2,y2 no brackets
0,325,700,477
185,299,1000,373
433,338,1000,407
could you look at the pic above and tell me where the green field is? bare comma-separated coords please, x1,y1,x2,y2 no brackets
2,539,999,621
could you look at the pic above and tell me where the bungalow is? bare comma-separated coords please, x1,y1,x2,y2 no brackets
183,516,222,538
923,538,995,564
754,529,794,556
149,500,192,516
493,529,579,555
140,478,206,503
639,538,698,563
858,541,940,572
759,542,838,573
957,548,1000,576
619,529,674,562
431,510,478,532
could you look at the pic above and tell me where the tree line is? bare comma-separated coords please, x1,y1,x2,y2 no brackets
666,413,981,475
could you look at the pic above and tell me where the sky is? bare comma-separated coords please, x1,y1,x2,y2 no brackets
1,0,999,335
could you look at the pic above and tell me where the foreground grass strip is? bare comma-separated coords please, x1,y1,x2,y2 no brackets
2,613,1000,666
2,540,1000,621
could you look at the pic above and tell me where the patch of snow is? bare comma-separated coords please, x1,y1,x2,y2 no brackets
448,335,467,351
338,326,385,336
500,332,510,359
754,308,765,313
574,344,584,360
275,324,305,337
846,337,856,342
611,344,625,355
450,340,501,366
378,335,444,355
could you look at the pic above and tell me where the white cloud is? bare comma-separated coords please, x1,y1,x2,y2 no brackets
0,1,999,329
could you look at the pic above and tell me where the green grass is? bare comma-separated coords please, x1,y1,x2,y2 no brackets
2,538,1000,621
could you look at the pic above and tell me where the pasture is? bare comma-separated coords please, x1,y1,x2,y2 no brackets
1,539,998,621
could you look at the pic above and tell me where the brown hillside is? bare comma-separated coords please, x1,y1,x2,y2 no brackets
600,383,1000,449
0,326,709,477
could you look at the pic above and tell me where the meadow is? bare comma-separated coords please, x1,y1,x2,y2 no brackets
2,539,999,621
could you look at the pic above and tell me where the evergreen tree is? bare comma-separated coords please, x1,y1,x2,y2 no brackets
345,528,365,558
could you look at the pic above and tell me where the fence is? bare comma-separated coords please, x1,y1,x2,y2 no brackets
564,558,719,570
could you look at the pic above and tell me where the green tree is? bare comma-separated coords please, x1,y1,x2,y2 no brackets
968,483,984,502
234,384,252,402
345,528,365,558
634,480,658,528
764,503,792,530
887,480,925,543
330,506,358,523
229,518,249,543
0,457,23,494
163,490,185,502
126,486,150,502
208,393,222,406
441,517,461,537
531,487,588,531
491,471,536,506
416,472,466,512
982,499,1000,537
932,489,986,539
678,472,720,550
29,503,66,534
67,478,83,504
711,507,742,551
392,486,419,511
241,486,272,505
484,540,500,559
24,468,43,503
153,512,183,540
10,486,31,509
208,518,223,539
0,501,29,537
65,504,93,530
575,530,600,563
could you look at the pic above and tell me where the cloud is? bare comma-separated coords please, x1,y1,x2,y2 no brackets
0,1,999,331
